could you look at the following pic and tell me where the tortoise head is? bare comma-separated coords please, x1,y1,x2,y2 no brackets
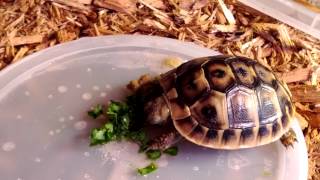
144,96,170,125
135,80,170,125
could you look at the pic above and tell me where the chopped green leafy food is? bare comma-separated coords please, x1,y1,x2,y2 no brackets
126,130,149,152
106,100,130,137
90,123,114,146
88,94,178,176
137,162,158,175
89,95,146,147
163,146,178,156
88,104,104,119
146,149,162,160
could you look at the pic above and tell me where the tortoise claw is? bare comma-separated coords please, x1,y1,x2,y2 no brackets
280,128,297,148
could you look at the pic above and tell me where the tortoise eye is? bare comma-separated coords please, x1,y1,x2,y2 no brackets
211,69,225,78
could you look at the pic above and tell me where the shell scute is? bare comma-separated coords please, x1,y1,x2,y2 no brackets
253,63,276,86
159,69,176,93
174,117,198,135
275,82,294,130
204,60,236,92
222,129,241,148
169,98,191,120
240,127,257,147
272,122,282,138
202,129,223,148
190,90,228,129
256,84,282,125
176,67,210,106
230,60,258,88
227,86,259,129
188,125,208,143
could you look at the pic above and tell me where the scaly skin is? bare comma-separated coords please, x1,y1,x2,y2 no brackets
135,80,179,150
147,130,181,150
280,128,297,148
144,96,170,125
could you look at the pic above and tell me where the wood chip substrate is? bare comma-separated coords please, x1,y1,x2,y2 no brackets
0,0,319,179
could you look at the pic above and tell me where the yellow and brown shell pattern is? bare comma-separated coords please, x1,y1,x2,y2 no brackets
159,56,294,149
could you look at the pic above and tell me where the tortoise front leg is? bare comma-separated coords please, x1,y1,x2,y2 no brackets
280,128,297,148
147,129,181,150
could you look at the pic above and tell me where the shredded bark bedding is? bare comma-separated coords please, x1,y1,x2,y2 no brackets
0,0,319,179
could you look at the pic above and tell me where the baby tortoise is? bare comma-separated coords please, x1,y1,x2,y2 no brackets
134,56,297,150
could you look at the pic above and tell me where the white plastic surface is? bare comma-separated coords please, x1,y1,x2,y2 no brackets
240,0,320,39
0,35,308,180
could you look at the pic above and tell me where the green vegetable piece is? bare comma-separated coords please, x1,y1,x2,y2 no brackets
106,101,130,136
90,123,114,146
104,123,115,140
88,96,148,147
90,128,107,146
137,162,157,175
146,149,161,160
107,101,128,117
88,104,104,119
163,146,178,156
127,130,148,144
104,123,113,131
119,114,130,131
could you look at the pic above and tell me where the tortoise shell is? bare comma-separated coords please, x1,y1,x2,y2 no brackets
159,56,294,149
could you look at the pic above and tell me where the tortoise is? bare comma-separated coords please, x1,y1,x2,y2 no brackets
134,55,296,150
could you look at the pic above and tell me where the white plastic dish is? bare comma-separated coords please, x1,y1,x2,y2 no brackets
240,0,320,39
0,35,308,180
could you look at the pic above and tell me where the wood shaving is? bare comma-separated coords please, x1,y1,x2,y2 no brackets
0,0,319,178
50,0,95,16
12,47,29,63
142,0,166,10
76,0,93,5
295,112,309,130
217,0,236,24
94,0,137,14
277,67,320,83
303,111,320,128
0,35,44,47
290,85,320,103
211,24,238,33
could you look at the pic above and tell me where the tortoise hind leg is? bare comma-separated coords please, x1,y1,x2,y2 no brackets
280,128,297,148
147,129,182,150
